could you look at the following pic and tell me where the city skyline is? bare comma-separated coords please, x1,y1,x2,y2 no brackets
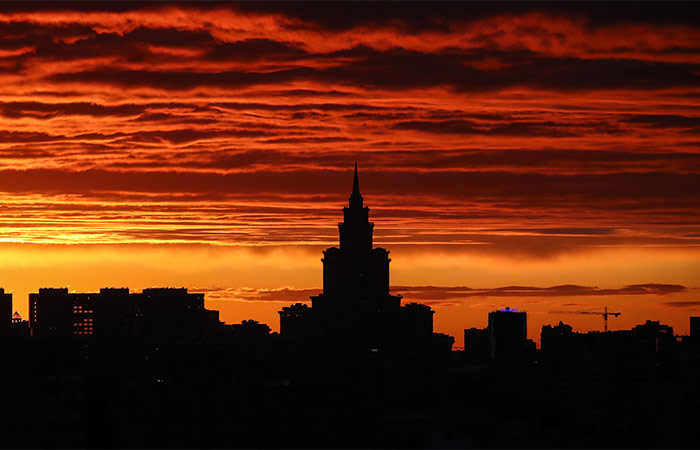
12,207,698,448
1,164,697,345
0,2,698,344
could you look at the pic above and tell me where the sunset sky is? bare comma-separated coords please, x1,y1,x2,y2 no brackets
0,2,698,345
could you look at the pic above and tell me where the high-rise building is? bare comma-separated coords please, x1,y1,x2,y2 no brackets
540,320,677,432
691,316,700,340
488,307,527,359
464,327,491,358
311,163,402,325
0,288,12,332
279,164,453,352
29,288,78,337
28,287,219,356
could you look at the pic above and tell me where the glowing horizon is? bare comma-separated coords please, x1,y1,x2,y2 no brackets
0,3,698,346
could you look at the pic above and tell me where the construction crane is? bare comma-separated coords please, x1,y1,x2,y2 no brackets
548,307,621,332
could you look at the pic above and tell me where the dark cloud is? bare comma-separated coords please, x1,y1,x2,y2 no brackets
0,169,695,209
199,283,687,304
323,48,700,92
130,128,273,144
0,21,96,50
124,26,214,48
44,47,700,93
242,89,354,98
394,284,687,301
230,2,700,32
0,148,53,159
370,170,700,203
621,114,700,129
260,136,362,144
47,67,317,90
664,301,700,308
0,101,145,119
238,287,320,302
0,2,163,13
25,26,214,63
493,227,619,236
0,130,61,143
3,2,699,31
30,32,151,63
130,112,178,122
212,102,395,112
393,119,579,137
187,286,319,302
119,148,700,173
205,39,306,61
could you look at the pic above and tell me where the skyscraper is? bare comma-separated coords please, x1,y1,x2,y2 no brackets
0,288,12,333
310,163,402,337
28,287,219,357
279,164,453,353
488,307,528,359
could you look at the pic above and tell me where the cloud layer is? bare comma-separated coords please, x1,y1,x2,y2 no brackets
198,283,688,306
0,3,696,257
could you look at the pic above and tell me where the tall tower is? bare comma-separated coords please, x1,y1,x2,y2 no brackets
279,164,452,354
312,164,400,315
339,162,374,252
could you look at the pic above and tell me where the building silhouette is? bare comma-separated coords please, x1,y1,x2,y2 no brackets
488,307,532,359
463,307,535,360
230,319,271,338
3,164,700,449
0,288,11,333
278,302,311,338
691,316,700,341
278,163,453,354
28,287,219,357
537,318,700,446
464,326,491,359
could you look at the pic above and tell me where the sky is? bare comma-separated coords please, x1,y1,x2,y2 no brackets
0,2,698,345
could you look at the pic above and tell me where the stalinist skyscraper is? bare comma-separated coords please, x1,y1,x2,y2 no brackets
312,163,402,323
279,164,453,354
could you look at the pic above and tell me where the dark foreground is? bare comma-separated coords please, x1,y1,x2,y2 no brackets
2,319,700,449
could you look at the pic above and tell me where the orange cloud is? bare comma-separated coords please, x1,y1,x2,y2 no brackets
0,4,696,343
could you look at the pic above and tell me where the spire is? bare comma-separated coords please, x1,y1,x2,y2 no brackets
348,161,363,208
352,161,360,197
340,161,373,250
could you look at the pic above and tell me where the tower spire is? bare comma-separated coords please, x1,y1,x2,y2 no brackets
349,161,363,209
340,162,372,250
352,161,360,197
